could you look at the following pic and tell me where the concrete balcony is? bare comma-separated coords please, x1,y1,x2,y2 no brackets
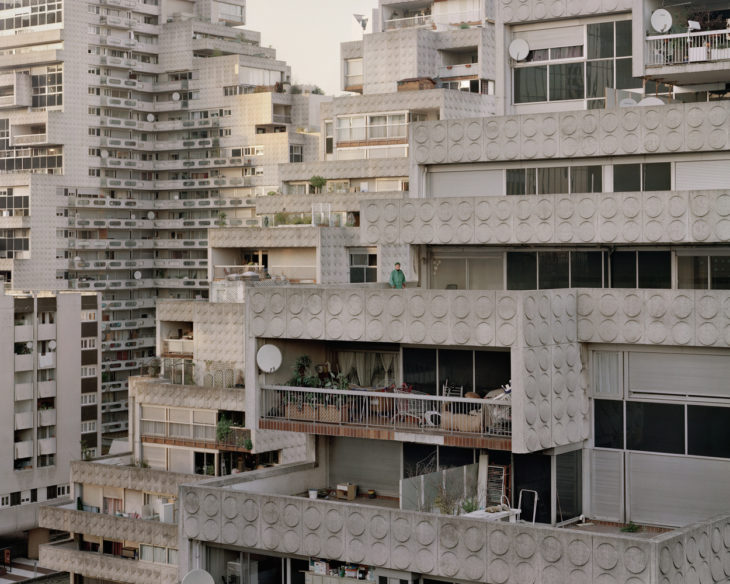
38,408,56,427
180,465,727,584
260,386,510,450
14,323,32,342
39,504,178,548
14,440,33,459
15,353,33,371
15,381,33,401
162,338,194,355
69,459,201,497
101,399,128,414
39,542,177,584
10,133,47,146
384,14,433,31
37,380,56,398
38,437,55,455
14,411,33,430
643,29,730,85
101,420,128,433
129,376,246,412
37,323,55,340
438,63,478,78
38,353,56,369
141,420,251,452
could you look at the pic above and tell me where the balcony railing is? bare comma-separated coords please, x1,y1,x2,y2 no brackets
261,385,511,438
162,338,194,355
646,29,730,66
438,63,477,78
384,14,433,31
140,420,250,449
13,133,46,145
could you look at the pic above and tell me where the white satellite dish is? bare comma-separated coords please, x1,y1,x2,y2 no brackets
619,98,638,107
130,213,136,219
74,256,81,262
172,92,181,101
147,211,155,220
100,150,109,158
182,570,215,584
256,344,282,373
48,340,56,350
26,341,33,349
146,113,155,122
508,38,530,61
133,271,142,280
637,96,665,106
651,9,673,34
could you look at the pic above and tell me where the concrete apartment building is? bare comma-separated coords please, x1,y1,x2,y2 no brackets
0,287,100,546
35,0,730,584
0,0,324,453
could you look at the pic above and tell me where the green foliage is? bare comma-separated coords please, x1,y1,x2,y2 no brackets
217,416,232,442
243,438,253,450
621,522,641,533
309,175,326,192
290,85,302,94
461,497,479,514
312,86,324,95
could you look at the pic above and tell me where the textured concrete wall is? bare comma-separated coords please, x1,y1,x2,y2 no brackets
411,102,730,166
179,484,728,584
359,190,730,246
499,0,633,23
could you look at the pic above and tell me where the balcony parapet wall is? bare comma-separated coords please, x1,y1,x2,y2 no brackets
40,543,177,584
39,505,177,548
70,460,201,496
130,376,246,412
500,0,632,23
360,190,730,246
411,102,730,165
179,479,730,584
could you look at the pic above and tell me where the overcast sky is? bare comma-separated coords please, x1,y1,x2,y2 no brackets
246,0,378,96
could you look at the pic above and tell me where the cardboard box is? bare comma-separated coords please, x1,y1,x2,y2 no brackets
336,483,357,501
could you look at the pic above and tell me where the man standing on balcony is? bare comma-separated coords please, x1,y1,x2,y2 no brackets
389,262,406,289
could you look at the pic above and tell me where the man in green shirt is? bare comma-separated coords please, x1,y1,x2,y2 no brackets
389,262,406,289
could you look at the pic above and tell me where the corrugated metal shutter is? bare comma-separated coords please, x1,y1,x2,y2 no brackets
142,445,166,470
628,452,730,526
515,26,584,50
628,351,730,398
429,169,503,197
590,449,623,521
168,449,190,473
328,437,400,496
675,160,730,190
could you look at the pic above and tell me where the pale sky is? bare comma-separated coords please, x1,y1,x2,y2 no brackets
246,0,378,96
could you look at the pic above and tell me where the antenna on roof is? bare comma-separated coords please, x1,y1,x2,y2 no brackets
353,14,368,31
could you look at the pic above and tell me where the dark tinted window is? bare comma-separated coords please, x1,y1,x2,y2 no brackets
403,347,436,395
643,163,671,191
627,401,684,454
613,163,640,192
514,66,547,103
688,405,730,458
638,251,671,288
439,349,473,394
594,399,623,449
507,252,537,290
571,251,603,287
549,63,585,101
571,165,602,193
611,251,636,287
588,22,614,59
539,251,570,289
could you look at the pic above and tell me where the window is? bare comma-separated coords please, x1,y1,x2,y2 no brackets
349,249,377,283
81,421,96,433
81,310,97,321
325,121,333,155
626,401,684,454
688,406,730,459
514,19,637,106
0,495,9,508
610,250,671,289
81,337,97,349
594,399,624,448
57,484,69,497
507,165,602,195
81,366,97,378
678,254,730,289
344,58,363,88
289,145,303,163
613,162,670,192
81,393,97,405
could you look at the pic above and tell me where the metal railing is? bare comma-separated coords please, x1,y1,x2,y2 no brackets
140,420,250,447
13,133,46,145
645,29,730,66
261,385,511,437
384,14,433,31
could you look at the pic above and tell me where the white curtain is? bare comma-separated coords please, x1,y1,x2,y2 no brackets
380,353,395,385
338,351,356,380
593,351,620,397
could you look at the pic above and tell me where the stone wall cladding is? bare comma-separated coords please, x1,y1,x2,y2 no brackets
412,102,730,165
130,377,246,412
178,486,728,584
39,506,177,548
70,460,201,496
500,0,633,23
209,226,320,248
360,191,730,246
40,543,177,584
279,158,410,182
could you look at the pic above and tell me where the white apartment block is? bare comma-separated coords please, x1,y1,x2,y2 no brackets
0,287,100,545
0,0,325,453
38,0,730,584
